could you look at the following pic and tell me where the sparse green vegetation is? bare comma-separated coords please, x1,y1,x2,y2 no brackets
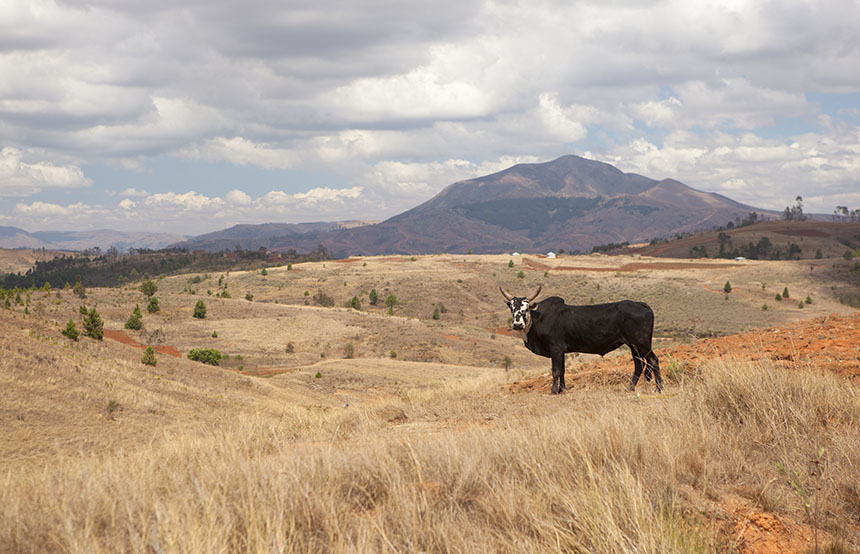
141,346,157,366
140,279,157,298
125,304,143,330
193,300,207,319
187,348,222,366
61,319,79,341
313,290,335,307
82,307,103,340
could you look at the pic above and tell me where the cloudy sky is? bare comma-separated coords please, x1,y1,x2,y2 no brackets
1,0,859,236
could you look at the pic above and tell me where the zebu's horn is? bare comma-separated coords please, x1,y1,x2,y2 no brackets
527,285,542,303
499,287,514,301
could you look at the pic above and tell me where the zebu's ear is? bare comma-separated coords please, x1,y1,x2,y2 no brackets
499,287,514,302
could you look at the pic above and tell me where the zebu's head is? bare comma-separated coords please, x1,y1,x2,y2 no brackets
500,285,542,332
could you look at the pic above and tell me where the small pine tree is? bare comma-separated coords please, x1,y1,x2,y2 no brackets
723,281,732,293
805,295,812,304
775,293,782,301
83,307,104,340
432,307,440,320
385,293,398,314
73,278,86,299
140,279,157,298
369,289,379,305
782,287,790,299
349,296,361,310
141,346,157,366
125,304,143,330
508,259,514,268
61,319,79,341
193,300,207,319
147,297,160,313
261,268,267,276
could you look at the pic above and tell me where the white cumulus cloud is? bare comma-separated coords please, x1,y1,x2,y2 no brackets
0,148,92,197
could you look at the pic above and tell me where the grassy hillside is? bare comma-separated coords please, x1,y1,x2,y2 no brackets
1,253,859,552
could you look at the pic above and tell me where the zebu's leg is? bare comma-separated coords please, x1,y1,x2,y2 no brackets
629,349,644,391
550,350,566,394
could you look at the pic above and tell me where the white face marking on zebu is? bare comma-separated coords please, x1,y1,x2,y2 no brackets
508,298,531,330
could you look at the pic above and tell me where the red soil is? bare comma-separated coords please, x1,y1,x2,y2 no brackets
103,329,182,358
509,313,860,394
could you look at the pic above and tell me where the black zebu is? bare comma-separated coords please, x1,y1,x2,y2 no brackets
501,286,662,394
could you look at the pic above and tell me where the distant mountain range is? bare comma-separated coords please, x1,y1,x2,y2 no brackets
0,227,186,251
3,155,782,256
174,155,778,256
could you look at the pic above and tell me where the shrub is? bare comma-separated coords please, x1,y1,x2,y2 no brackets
348,296,361,310
762,304,768,311
220,290,231,299
105,400,121,420
140,279,157,298
805,295,813,304
343,342,355,359
723,281,732,293
125,305,143,330
313,290,334,307
61,319,79,341
782,287,790,299
147,297,160,313
285,342,295,354
385,293,398,310
141,346,157,366
502,356,512,370
245,293,254,301
212,330,218,338
517,271,525,279
432,307,440,320
369,289,379,305
193,300,206,319
508,259,514,268
261,268,267,276
187,348,222,366
82,307,103,340
775,293,782,301
73,279,86,299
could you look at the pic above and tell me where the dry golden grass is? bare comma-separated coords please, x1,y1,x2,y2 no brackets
2,355,859,553
2,253,860,552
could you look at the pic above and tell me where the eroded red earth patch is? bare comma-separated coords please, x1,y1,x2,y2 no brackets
103,329,182,358
509,313,860,394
